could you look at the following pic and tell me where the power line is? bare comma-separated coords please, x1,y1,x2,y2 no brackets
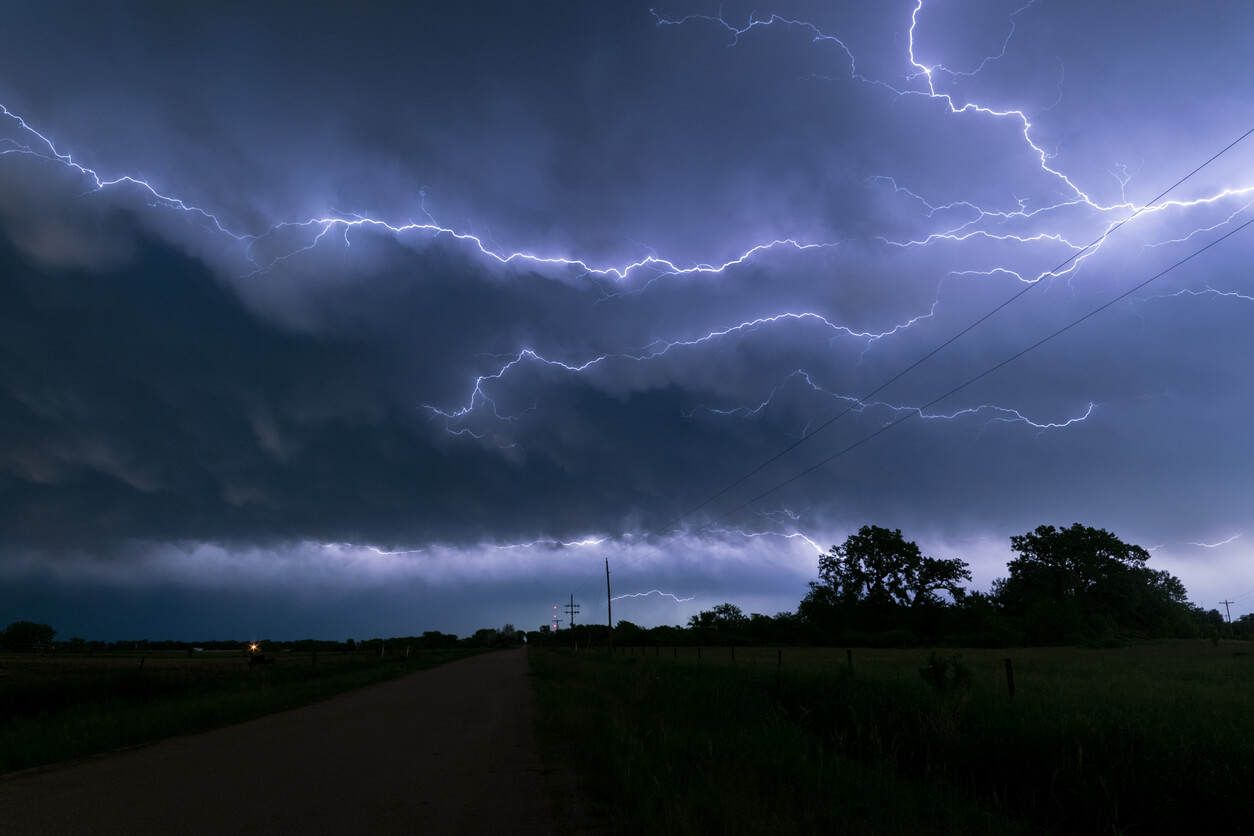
652,124,1254,539
708,214,1254,525
574,124,1254,598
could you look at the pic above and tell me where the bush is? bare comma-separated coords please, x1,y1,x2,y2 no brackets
918,652,973,692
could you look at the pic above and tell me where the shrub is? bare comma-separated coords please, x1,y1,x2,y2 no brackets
918,652,973,692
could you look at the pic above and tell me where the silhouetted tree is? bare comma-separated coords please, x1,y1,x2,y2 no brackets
500,624,525,645
994,523,1191,643
468,627,501,647
615,620,645,646
687,603,749,643
800,526,970,638
0,621,56,652
420,630,459,648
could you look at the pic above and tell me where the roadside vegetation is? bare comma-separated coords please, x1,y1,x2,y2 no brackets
532,523,1239,651
529,521,1250,833
0,642,493,775
531,641,1253,834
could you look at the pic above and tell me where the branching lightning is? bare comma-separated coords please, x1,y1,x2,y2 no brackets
612,589,697,604
5,2,1254,591
424,309,941,438
2,101,843,283
683,369,1096,435
706,526,825,556
4,1,1249,448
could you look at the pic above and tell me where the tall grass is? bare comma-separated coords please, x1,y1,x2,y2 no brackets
530,648,1029,835
531,641,1253,834
0,649,483,774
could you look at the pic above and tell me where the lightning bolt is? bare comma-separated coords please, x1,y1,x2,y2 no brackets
5,2,1253,469
423,0,1252,456
706,526,826,556
652,2,1254,285
3,2,1248,290
424,309,940,439
684,369,1095,435
319,535,610,556
1187,534,1243,549
611,589,697,604
1,101,844,285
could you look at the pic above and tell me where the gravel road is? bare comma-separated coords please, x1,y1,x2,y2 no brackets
0,648,560,835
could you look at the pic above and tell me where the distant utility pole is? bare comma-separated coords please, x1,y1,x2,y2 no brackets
606,558,614,652
564,594,580,628
1221,600,1235,634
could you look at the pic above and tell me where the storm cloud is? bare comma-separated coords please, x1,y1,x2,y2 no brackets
1,1,1252,639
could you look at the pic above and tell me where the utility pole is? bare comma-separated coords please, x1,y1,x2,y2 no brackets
564,594,580,628
1221,600,1235,634
606,558,614,652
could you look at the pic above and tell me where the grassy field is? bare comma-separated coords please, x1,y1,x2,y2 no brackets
530,641,1253,834
0,647,483,775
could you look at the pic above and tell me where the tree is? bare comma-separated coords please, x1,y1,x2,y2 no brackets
615,620,644,646
817,526,970,607
468,627,502,647
799,526,970,638
500,624,525,645
687,603,749,642
1,621,56,652
1234,613,1254,638
995,523,1191,642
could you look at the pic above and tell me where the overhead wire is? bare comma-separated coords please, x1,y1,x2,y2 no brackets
707,214,1254,525
657,124,1254,537
570,125,1254,603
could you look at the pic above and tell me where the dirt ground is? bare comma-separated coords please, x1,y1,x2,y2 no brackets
0,648,571,835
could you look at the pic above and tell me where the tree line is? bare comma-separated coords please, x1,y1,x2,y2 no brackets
534,523,1241,649
6,523,1241,652
0,626,482,655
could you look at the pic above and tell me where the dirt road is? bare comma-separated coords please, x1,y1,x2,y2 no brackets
0,649,560,835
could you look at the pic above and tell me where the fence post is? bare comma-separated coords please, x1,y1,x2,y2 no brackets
1004,657,1016,698
730,644,735,663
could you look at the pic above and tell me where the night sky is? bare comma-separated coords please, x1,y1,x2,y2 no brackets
2,1,1252,641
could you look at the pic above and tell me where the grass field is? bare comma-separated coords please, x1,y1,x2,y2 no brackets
530,641,1253,834
0,647,482,775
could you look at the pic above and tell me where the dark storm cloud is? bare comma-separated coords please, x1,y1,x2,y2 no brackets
1,1,1253,637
